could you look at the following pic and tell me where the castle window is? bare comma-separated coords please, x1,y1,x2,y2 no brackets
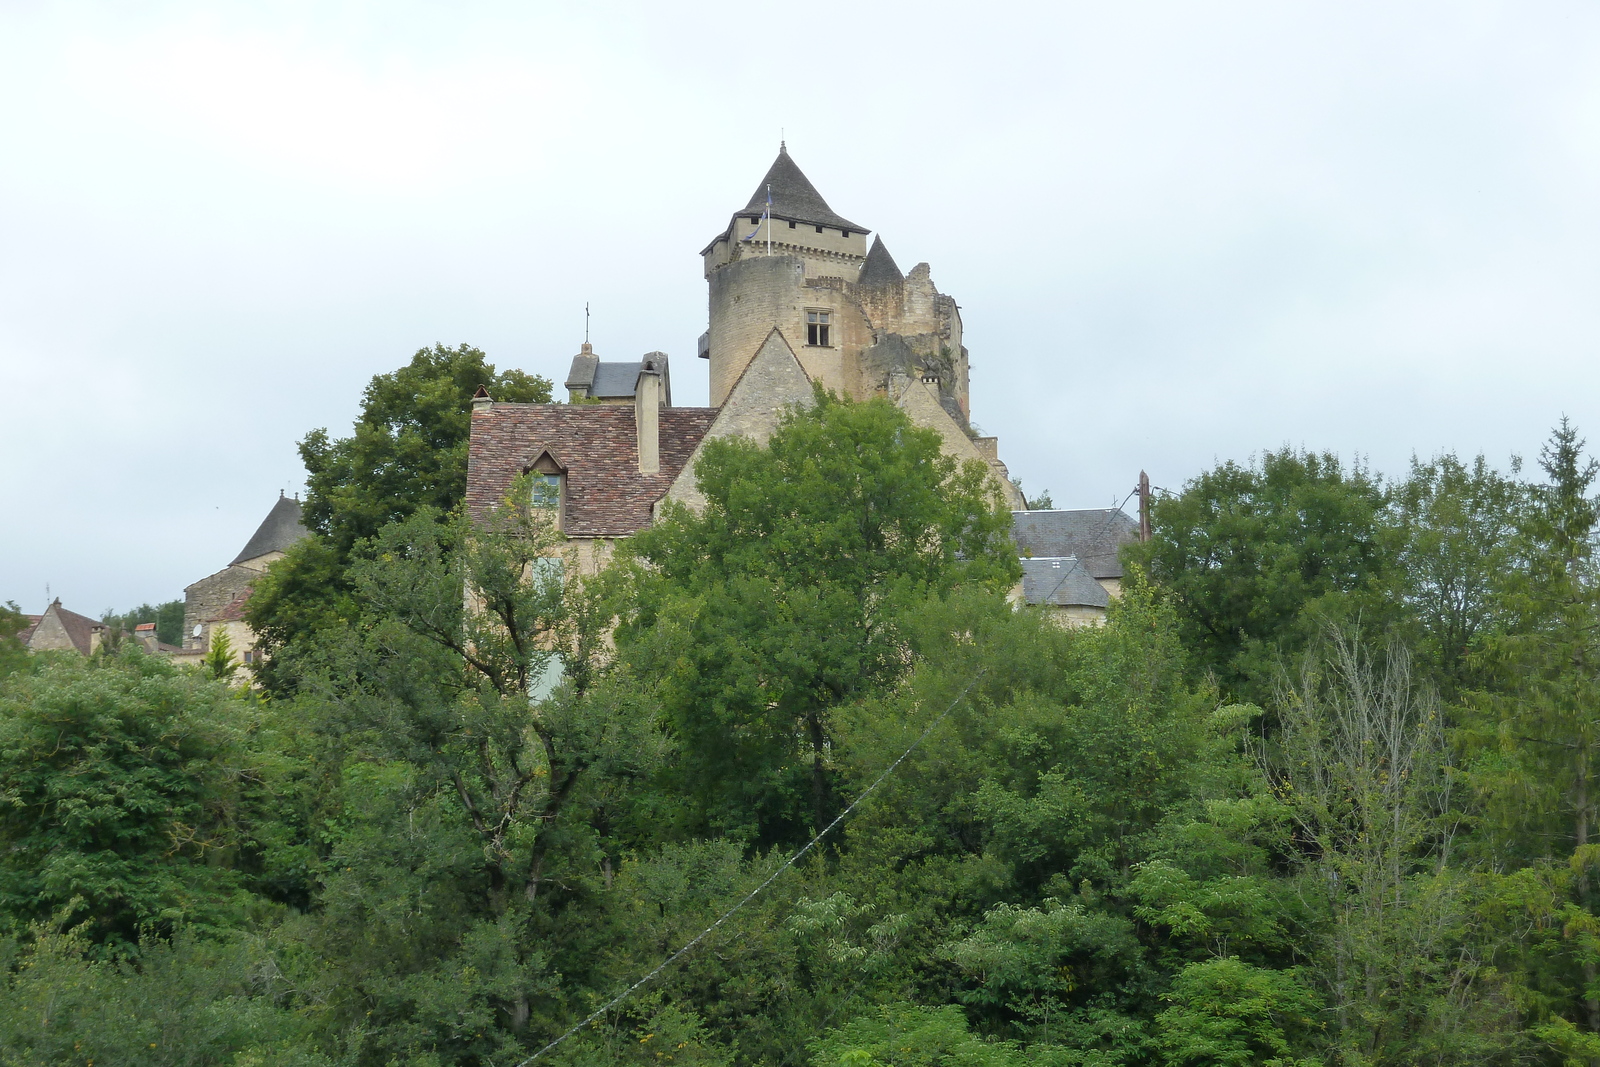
815,225,824,233
788,220,796,228
806,310,831,347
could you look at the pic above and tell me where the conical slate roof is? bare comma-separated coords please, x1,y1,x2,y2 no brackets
231,493,309,566
740,145,865,233
857,235,904,287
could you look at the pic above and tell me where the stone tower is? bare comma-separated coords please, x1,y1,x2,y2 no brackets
699,145,972,427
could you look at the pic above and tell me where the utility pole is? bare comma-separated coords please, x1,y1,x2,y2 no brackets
1138,470,1152,542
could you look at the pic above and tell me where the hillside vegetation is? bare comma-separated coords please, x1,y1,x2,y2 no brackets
3,354,1599,1066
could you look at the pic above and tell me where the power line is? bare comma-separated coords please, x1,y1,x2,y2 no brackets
514,668,989,1066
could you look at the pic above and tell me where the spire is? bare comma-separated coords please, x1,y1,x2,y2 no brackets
857,235,904,288
231,494,309,566
739,145,865,233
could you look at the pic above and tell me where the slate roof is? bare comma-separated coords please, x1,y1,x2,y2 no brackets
739,145,865,233
1011,509,1140,580
1020,557,1110,608
232,494,309,566
858,235,904,288
466,403,718,538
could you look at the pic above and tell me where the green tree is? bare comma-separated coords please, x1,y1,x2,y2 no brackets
275,496,660,1061
247,344,552,693
1153,957,1322,1067
0,601,29,678
0,653,264,946
1391,452,1523,696
1469,419,1600,1035
1127,449,1391,701
619,390,1019,846
203,627,237,681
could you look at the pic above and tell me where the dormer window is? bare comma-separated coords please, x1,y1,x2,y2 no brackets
806,310,831,347
530,473,561,509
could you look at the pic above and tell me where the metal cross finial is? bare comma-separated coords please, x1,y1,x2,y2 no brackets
585,302,590,344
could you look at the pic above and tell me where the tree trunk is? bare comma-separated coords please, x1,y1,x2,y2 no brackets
807,709,828,833
1577,740,1598,1032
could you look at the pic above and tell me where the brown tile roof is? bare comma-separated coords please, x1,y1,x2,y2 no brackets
209,590,252,623
12,615,42,644
467,403,717,537
38,601,106,656
134,622,157,632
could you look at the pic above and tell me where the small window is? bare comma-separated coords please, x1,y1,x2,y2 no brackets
788,220,796,228
530,473,561,509
806,310,831,347
815,225,824,233
842,230,850,238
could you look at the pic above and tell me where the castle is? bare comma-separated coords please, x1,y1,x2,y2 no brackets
466,145,1027,575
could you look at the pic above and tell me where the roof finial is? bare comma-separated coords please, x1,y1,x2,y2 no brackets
780,128,786,153
585,301,590,345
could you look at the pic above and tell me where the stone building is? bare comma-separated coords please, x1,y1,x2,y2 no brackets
1009,508,1141,626
467,145,1023,560
177,492,308,666
21,599,106,655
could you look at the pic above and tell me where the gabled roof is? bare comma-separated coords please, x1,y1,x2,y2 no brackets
1019,557,1110,608
27,599,106,656
467,403,717,538
858,235,904,288
739,145,865,232
1011,508,1140,580
12,614,42,645
232,493,309,566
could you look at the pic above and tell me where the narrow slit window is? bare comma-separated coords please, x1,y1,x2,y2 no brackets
806,310,831,347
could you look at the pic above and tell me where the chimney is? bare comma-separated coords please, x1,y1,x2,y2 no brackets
635,358,662,475
471,385,493,411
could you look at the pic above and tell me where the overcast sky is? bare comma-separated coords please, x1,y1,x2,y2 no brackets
4,1,1599,613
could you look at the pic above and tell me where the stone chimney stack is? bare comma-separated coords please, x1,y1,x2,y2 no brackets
635,358,662,475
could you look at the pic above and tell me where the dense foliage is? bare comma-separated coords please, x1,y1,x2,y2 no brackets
11,353,1600,1064
246,344,553,694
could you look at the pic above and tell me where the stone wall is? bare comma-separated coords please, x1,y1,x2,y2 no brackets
182,566,254,649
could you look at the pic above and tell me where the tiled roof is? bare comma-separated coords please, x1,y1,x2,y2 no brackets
209,590,252,623
1020,556,1110,608
740,145,865,233
232,494,309,565
33,600,106,656
1011,509,1139,579
12,614,42,645
467,403,717,538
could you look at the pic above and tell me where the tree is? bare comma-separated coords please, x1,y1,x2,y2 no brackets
1469,418,1600,1034
0,653,263,946
1271,628,1513,1060
203,627,237,681
278,494,659,1059
0,601,29,678
247,344,552,693
1390,452,1522,696
1127,449,1391,701
619,390,1019,846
